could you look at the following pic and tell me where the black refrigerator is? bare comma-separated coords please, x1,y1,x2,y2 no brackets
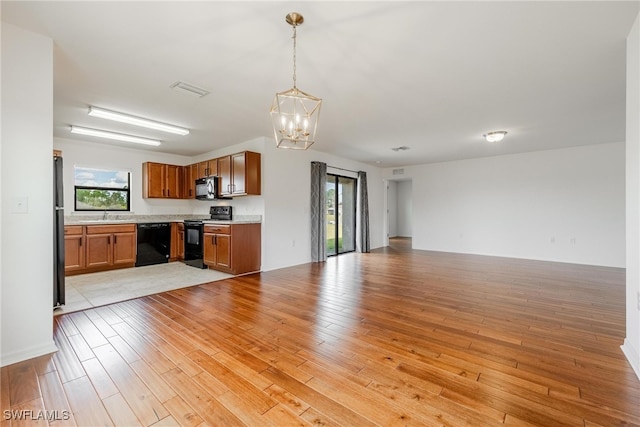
54,155,65,308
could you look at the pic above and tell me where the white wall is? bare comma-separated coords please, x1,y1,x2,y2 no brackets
384,142,625,268
55,137,195,216
1,24,58,366
623,12,640,380
262,140,384,271
55,136,267,219
397,180,413,237
54,135,384,272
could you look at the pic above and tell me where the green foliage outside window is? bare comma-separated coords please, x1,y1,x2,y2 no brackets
74,167,131,211
75,188,128,210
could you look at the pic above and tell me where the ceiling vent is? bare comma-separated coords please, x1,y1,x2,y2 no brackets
170,81,210,97
391,146,410,152
392,168,405,175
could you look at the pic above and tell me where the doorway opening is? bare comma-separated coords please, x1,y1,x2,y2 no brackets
385,179,413,247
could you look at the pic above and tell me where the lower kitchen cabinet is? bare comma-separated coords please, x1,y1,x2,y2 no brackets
170,222,185,261
65,224,136,275
203,223,260,275
64,225,85,273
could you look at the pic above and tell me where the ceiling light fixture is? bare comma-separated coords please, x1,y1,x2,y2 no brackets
270,12,322,150
483,131,507,143
88,106,189,135
70,126,162,146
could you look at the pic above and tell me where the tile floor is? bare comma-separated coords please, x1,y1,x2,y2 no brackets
57,262,233,315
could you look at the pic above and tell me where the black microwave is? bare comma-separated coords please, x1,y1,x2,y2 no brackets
195,176,217,200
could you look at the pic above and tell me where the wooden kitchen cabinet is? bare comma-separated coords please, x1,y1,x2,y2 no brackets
85,224,136,268
170,222,185,260
217,151,261,197
183,163,198,199
64,225,85,273
166,164,182,198
203,224,231,270
65,224,136,275
142,162,183,199
197,159,217,179
85,233,112,268
203,223,260,275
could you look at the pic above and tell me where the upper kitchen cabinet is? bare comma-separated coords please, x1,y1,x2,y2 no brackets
218,151,261,197
197,159,217,179
183,163,198,199
142,162,183,199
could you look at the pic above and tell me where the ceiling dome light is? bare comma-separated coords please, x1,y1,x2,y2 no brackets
483,131,507,142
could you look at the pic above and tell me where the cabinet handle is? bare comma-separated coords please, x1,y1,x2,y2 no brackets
79,237,82,247
107,236,110,245
212,236,215,245
167,189,170,197
114,235,117,244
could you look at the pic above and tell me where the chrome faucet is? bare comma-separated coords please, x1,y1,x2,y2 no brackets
102,210,108,220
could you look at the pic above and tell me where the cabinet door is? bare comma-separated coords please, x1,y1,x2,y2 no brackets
185,164,198,199
113,232,136,265
215,234,231,269
218,155,232,196
143,162,165,198
231,152,246,195
203,233,216,265
64,235,85,272
208,159,218,177
85,234,112,268
166,164,181,198
177,224,185,259
197,161,210,179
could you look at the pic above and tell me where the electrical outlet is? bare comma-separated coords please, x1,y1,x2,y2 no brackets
550,237,555,243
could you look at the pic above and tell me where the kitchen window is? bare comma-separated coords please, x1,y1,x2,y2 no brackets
74,167,131,211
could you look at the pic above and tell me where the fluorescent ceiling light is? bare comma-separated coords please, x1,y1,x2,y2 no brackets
70,126,162,146
88,106,189,135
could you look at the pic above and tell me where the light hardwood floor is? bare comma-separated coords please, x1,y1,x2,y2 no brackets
2,238,639,426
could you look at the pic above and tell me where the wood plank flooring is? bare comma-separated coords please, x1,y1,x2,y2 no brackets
2,238,639,426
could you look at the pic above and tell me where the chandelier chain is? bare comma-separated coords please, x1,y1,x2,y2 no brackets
292,25,297,89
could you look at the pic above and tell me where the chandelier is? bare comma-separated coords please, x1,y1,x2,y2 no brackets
270,12,322,150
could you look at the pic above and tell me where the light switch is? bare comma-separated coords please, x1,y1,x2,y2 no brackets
11,197,28,214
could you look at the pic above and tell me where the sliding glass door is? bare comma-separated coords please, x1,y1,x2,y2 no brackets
326,174,356,256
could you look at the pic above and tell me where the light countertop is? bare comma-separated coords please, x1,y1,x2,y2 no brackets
65,214,261,226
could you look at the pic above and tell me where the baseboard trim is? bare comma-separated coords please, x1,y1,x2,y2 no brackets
621,338,640,380
0,341,58,367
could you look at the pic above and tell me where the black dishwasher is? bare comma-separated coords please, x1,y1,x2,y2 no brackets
135,223,171,267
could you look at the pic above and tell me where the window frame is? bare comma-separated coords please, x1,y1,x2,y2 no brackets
326,173,357,257
73,167,132,212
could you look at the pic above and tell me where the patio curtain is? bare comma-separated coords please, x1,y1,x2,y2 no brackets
310,161,327,262
356,170,370,253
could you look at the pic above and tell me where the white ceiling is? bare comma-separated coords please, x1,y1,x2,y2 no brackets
2,1,638,167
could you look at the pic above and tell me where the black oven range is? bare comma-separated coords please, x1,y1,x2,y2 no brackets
183,206,233,269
